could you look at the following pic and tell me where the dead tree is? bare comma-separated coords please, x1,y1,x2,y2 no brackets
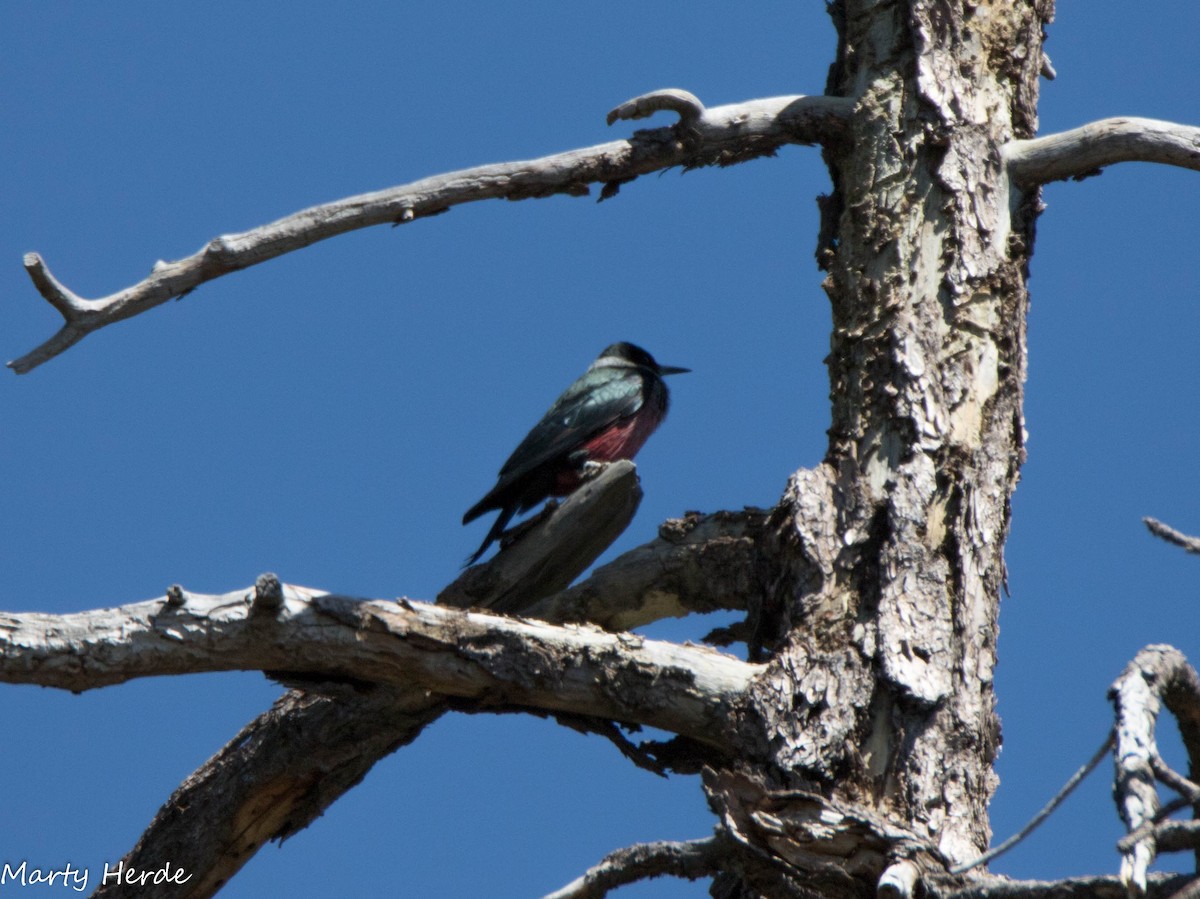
6,2,1200,896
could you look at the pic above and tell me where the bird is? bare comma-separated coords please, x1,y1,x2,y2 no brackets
462,341,689,565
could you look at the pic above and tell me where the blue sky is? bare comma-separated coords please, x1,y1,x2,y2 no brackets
2,4,1199,896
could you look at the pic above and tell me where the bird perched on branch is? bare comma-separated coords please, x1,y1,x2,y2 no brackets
462,341,689,565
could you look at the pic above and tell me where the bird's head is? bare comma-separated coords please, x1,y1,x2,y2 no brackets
594,342,690,377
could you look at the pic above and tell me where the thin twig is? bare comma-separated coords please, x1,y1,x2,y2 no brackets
950,731,1115,874
1144,518,1200,555
1118,797,1194,855
543,836,722,899
1152,755,1200,803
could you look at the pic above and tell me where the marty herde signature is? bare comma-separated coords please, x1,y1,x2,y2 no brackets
1,860,191,892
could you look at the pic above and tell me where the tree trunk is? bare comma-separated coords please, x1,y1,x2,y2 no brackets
716,1,1051,890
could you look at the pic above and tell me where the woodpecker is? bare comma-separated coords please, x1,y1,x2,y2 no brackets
462,342,689,565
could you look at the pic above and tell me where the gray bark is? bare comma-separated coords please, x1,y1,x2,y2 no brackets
726,1,1046,880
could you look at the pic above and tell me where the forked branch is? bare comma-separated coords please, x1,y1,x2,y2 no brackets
10,90,852,374
85,465,763,898
83,462,772,899
1109,645,1200,896
457,507,771,627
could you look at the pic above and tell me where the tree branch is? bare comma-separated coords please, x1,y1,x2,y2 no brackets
438,460,643,612
9,90,852,374
922,873,1193,899
543,836,723,899
0,586,758,749
1144,517,1200,555
879,861,921,899
703,768,946,893
1109,645,1200,895
517,507,770,630
950,731,1115,875
93,686,444,899
1004,117,1200,186
86,466,765,898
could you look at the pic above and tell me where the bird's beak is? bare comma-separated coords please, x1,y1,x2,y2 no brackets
659,365,690,376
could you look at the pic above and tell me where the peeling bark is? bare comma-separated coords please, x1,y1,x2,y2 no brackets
0,586,757,749
522,507,773,632
733,0,1049,883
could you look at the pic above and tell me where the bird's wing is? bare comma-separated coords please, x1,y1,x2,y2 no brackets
495,367,645,486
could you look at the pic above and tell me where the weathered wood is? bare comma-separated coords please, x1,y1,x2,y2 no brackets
80,468,730,899
1144,516,1200,555
438,459,643,612
1006,117,1200,186
731,2,1050,887
522,507,771,631
922,873,1192,899
93,687,446,899
1109,646,1200,894
543,836,723,899
0,586,757,748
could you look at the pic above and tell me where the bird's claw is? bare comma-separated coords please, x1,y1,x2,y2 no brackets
579,460,610,481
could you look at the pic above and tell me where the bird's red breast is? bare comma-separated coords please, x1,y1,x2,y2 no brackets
552,405,665,495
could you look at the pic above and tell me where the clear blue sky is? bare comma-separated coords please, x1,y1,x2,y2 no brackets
3,4,1199,896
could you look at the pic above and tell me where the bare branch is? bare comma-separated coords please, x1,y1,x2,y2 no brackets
543,836,722,899
703,768,945,891
950,730,1114,874
606,88,706,127
548,714,670,778
922,873,1192,899
879,860,921,899
1151,756,1200,805
1145,820,1200,856
1144,517,1200,555
250,571,284,616
10,91,852,374
23,251,91,320
1110,645,1200,895
93,478,761,897
1164,878,1200,899
520,507,771,630
0,586,758,749
1005,117,1200,186
93,687,444,899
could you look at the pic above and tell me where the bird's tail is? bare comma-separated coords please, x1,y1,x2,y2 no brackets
463,506,516,567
